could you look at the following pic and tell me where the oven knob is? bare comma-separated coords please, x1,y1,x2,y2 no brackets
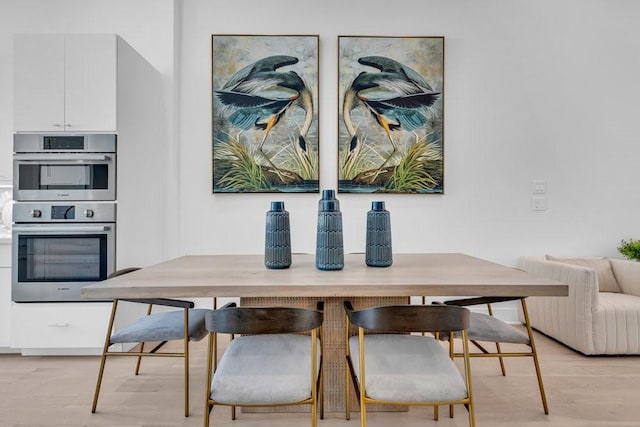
30,209,42,218
84,209,95,218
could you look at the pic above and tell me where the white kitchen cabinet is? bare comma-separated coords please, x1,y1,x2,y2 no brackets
14,34,117,132
10,302,112,355
10,33,167,355
0,243,12,351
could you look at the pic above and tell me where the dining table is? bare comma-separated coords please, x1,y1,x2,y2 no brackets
82,252,568,412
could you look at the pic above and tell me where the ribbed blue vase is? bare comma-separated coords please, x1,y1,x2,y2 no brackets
318,189,340,211
316,191,344,271
365,201,393,267
264,201,291,269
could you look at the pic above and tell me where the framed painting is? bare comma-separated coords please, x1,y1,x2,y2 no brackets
338,36,444,193
212,35,319,193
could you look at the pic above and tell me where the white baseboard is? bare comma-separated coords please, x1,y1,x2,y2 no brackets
19,347,103,356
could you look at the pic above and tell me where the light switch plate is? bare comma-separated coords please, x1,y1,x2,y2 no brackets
532,180,547,194
532,196,547,211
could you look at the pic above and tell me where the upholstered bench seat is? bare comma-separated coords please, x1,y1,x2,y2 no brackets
110,308,209,344
211,334,322,406
348,334,467,403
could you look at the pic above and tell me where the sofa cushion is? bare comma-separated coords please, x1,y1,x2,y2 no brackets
546,255,621,293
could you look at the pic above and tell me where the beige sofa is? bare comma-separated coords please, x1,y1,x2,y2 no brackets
517,256,640,355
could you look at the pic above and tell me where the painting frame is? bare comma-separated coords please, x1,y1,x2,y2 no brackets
337,35,445,194
212,34,320,193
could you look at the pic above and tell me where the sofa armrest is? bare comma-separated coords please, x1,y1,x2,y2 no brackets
610,259,640,297
517,256,600,354
518,256,599,309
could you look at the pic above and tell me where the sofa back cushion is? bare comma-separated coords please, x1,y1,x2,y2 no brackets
546,255,622,293
610,259,640,297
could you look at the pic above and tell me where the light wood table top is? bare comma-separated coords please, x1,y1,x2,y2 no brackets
82,253,568,300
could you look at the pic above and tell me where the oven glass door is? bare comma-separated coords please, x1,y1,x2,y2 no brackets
12,223,115,302
13,153,116,201
17,233,108,282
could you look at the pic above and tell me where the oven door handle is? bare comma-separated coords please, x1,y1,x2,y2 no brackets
13,154,113,162
12,225,112,233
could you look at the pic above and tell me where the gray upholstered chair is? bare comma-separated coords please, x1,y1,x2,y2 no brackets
344,301,475,427
436,296,548,415
204,302,324,427
91,268,212,417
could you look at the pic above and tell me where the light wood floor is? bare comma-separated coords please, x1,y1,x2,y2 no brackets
1,329,639,427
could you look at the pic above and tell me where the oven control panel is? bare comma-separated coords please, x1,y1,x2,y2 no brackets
13,202,115,223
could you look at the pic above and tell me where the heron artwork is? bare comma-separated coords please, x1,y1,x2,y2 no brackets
336,35,445,194
342,55,441,185
212,42,318,192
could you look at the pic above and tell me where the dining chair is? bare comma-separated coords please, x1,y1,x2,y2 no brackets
429,296,549,415
204,302,324,427
91,267,213,417
344,301,475,427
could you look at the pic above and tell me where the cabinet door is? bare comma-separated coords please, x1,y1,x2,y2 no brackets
0,268,9,347
64,34,117,131
11,302,112,354
13,34,65,131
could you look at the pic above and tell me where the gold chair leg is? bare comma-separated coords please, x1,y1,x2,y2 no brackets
134,303,154,376
360,399,367,427
345,313,351,421
495,342,507,376
134,342,145,375
359,328,367,427
449,332,455,418
320,369,325,420
311,328,318,427
204,332,214,427
521,299,549,414
487,303,507,376
345,363,351,420
462,330,476,427
183,308,190,417
92,352,108,413
319,325,324,420
91,299,118,413
231,406,236,420
312,394,318,427
434,405,439,420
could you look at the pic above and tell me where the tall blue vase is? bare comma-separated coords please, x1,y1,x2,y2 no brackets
316,190,344,271
318,189,340,211
264,201,291,269
365,201,392,267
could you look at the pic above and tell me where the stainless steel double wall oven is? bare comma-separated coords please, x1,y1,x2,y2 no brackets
12,134,117,302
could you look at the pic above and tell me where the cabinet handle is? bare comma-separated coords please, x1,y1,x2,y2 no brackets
52,123,62,127
48,322,70,328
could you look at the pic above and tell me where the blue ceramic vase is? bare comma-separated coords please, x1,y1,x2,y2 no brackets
316,190,344,270
365,201,392,267
264,201,291,269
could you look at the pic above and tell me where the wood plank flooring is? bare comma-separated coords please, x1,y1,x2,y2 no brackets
1,329,639,427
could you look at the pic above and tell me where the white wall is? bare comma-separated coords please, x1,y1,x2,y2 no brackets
1,0,639,267
179,0,640,265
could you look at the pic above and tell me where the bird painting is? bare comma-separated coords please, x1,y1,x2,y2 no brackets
215,55,314,181
342,55,441,184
